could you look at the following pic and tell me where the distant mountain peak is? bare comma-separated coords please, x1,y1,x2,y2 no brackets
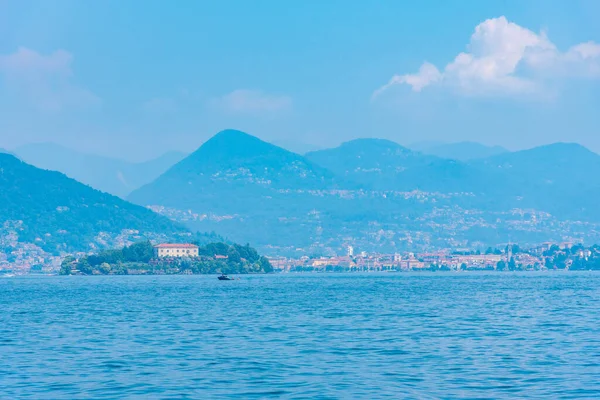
129,129,337,207
337,138,411,153
306,138,415,161
209,129,260,144
531,142,593,154
487,142,596,162
203,129,284,152
417,141,508,161
185,129,292,167
342,138,401,146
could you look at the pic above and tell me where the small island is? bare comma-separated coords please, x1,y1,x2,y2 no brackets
60,241,273,275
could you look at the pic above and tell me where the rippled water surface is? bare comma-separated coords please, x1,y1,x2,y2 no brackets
2,273,600,399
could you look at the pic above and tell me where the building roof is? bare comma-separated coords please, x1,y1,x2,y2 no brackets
153,243,199,249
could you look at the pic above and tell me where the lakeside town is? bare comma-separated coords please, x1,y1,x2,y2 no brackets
268,242,598,272
3,238,600,275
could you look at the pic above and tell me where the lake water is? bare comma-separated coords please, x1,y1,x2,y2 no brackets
2,272,600,399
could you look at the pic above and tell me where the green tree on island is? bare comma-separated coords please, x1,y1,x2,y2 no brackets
60,241,273,275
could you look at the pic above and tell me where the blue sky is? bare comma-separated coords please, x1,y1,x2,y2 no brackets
1,0,599,160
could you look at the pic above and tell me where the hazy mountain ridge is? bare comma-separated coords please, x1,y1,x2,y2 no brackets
128,130,600,254
470,142,600,220
305,139,440,189
416,141,509,161
7,131,599,255
0,148,18,157
305,139,510,194
475,143,600,186
129,130,340,212
15,143,187,198
166,129,336,188
0,153,188,254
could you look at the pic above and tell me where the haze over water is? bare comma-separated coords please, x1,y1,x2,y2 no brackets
2,273,600,399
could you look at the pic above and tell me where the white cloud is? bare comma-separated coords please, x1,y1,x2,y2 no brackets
0,47,100,112
372,62,441,99
373,16,600,99
214,89,292,114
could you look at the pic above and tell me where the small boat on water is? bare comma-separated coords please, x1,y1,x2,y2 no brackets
218,274,234,281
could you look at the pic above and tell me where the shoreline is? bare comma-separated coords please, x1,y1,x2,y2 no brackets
4,269,598,277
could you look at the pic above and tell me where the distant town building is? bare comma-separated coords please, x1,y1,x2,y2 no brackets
153,243,199,258
347,246,354,257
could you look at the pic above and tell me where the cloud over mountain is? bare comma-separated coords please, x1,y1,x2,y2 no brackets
374,16,600,99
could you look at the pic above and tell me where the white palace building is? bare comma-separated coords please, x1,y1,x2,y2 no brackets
153,243,199,258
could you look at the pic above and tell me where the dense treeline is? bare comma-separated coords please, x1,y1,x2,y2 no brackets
443,244,600,271
542,244,600,270
59,241,273,275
